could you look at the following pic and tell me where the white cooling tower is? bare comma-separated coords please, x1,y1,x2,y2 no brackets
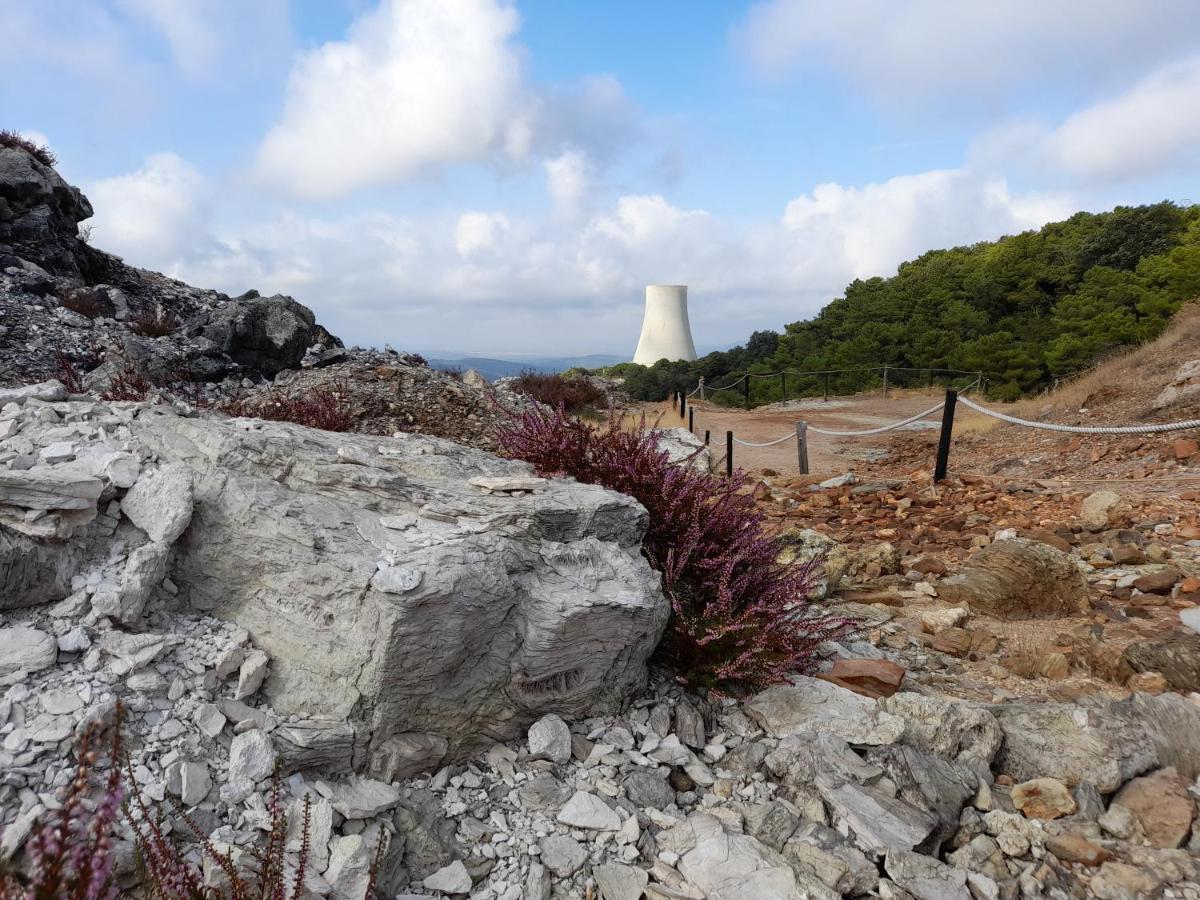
632,285,697,365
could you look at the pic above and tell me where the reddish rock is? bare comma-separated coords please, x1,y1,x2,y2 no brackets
1173,438,1198,460
1111,767,1195,849
1133,568,1182,594
931,628,972,658
1045,833,1109,867
1023,528,1071,553
908,555,947,575
817,658,905,699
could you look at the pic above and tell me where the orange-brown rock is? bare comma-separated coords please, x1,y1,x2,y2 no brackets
1125,671,1168,694
817,658,905,699
1045,833,1108,867
1111,767,1195,849
1012,778,1076,819
937,538,1089,619
1173,438,1198,460
931,628,972,658
1133,568,1182,594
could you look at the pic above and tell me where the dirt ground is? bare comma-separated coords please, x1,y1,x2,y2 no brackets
646,387,1200,501
652,389,994,477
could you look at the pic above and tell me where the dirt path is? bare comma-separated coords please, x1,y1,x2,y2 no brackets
642,390,1200,501
651,390,976,477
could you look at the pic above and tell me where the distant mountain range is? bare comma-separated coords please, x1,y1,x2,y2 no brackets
424,353,628,381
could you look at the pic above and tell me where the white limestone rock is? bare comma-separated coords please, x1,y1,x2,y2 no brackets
557,790,622,831
229,730,276,784
527,713,572,763
319,777,401,819
0,625,57,676
0,380,67,405
121,461,194,543
235,649,270,699
179,761,212,806
423,859,472,895
746,676,905,745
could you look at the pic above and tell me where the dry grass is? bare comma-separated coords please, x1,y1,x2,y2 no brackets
1008,301,1200,421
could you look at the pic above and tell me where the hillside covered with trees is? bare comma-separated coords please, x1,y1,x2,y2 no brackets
610,201,1200,402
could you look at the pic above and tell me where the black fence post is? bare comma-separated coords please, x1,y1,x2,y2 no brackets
743,377,750,410
680,391,686,420
688,407,694,433
934,389,958,482
726,431,733,478
704,429,710,446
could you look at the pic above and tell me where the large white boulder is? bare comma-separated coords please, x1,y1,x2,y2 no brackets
2,400,669,771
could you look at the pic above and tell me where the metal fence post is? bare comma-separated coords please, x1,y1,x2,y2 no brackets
823,372,830,402
882,365,889,399
726,431,733,478
743,377,750,410
795,421,809,475
680,391,686,420
779,372,786,399
704,429,710,446
688,407,694,433
934,389,958,482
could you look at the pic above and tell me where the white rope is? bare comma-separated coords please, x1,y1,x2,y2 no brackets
732,433,798,448
957,396,1200,434
806,401,946,436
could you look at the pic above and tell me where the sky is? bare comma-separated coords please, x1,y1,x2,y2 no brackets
4,1,1200,357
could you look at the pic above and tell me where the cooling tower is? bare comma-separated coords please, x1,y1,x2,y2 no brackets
632,285,697,365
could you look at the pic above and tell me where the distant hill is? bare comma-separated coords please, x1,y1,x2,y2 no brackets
427,353,626,381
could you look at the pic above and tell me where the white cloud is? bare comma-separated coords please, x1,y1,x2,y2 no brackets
88,150,1067,355
113,0,290,81
455,212,511,257
780,169,1072,285
86,153,211,266
734,0,1200,102
969,59,1200,185
1041,60,1200,181
256,0,527,198
544,149,590,215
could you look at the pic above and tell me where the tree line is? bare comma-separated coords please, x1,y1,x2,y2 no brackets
599,201,1200,403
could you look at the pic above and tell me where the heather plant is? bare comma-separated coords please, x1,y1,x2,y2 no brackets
1,705,387,900
0,130,55,166
99,359,153,402
54,346,86,394
129,307,180,338
496,404,850,691
511,371,608,415
0,709,124,900
218,385,355,433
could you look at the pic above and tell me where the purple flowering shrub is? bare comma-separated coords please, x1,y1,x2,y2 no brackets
0,704,386,899
496,405,850,692
0,712,124,900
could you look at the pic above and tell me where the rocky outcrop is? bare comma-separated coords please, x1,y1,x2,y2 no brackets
0,395,669,766
0,145,95,275
936,537,1089,619
0,143,334,392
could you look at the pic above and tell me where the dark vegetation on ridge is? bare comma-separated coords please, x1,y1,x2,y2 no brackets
609,201,1200,402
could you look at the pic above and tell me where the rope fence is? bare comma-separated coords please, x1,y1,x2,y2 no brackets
689,364,987,408
671,381,1200,482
